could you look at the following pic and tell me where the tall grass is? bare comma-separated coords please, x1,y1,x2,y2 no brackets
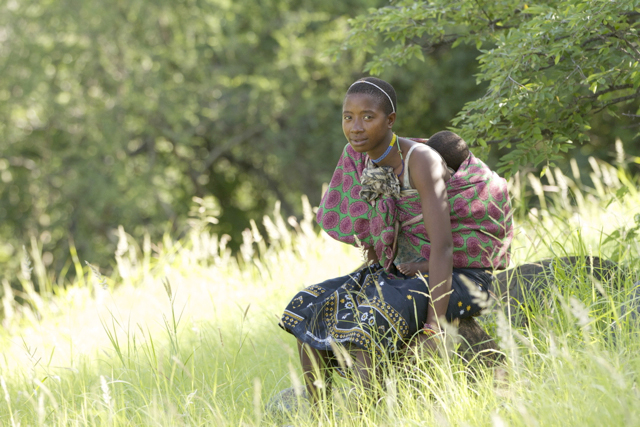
0,159,639,426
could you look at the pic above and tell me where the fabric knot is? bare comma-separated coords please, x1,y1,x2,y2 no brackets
359,164,401,202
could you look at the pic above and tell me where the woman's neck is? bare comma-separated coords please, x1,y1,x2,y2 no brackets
369,133,397,166
371,137,403,171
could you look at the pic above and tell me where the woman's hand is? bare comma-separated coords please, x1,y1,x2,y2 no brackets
365,246,379,266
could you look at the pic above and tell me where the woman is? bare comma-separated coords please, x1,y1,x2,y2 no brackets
279,77,513,402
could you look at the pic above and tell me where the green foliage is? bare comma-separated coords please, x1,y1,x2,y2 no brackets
3,0,637,287
0,0,492,282
0,0,380,276
342,0,640,176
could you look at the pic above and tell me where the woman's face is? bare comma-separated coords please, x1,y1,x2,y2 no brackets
342,93,394,153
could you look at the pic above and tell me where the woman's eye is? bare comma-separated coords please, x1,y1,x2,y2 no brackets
364,115,373,120
343,115,351,120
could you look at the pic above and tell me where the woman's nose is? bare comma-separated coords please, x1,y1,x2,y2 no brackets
351,118,364,132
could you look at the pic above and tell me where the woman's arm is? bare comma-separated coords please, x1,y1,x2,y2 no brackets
408,145,453,327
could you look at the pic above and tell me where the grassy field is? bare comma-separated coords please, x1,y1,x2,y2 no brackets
1,158,639,426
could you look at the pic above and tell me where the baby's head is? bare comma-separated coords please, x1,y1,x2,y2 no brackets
427,131,470,172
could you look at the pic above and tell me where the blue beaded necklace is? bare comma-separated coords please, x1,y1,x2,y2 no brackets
371,133,397,164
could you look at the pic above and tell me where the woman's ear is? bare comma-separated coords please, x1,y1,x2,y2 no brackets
387,112,396,128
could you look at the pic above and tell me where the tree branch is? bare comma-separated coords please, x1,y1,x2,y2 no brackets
618,45,640,63
416,34,461,52
222,154,296,218
413,14,519,54
580,33,616,47
577,84,635,101
592,89,640,114
605,23,640,61
469,137,522,148
199,124,267,174
125,136,153,156
472,0,494,28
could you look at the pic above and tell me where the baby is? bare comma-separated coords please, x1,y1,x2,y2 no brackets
426,130,469,173
396,131,470,277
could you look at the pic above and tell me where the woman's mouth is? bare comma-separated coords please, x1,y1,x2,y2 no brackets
350,138,368,146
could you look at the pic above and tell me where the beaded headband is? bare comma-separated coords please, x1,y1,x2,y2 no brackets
348,80,396,114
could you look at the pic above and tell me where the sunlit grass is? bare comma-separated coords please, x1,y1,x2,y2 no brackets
0,160,639,426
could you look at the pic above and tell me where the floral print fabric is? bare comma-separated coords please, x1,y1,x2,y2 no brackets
316,142,513,271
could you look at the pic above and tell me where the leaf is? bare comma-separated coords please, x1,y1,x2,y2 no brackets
615,186,629,200
522,5,547,14
602,229,621,245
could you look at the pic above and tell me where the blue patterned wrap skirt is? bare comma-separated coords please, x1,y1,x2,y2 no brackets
280,265,493,359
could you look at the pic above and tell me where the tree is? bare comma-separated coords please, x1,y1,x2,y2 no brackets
0,0,379,276
341,0,640,175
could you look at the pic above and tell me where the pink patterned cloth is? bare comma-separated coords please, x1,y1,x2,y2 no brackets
316,143,513,271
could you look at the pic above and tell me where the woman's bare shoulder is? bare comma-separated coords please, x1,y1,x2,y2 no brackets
407,143,447,170
404,141,450,184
